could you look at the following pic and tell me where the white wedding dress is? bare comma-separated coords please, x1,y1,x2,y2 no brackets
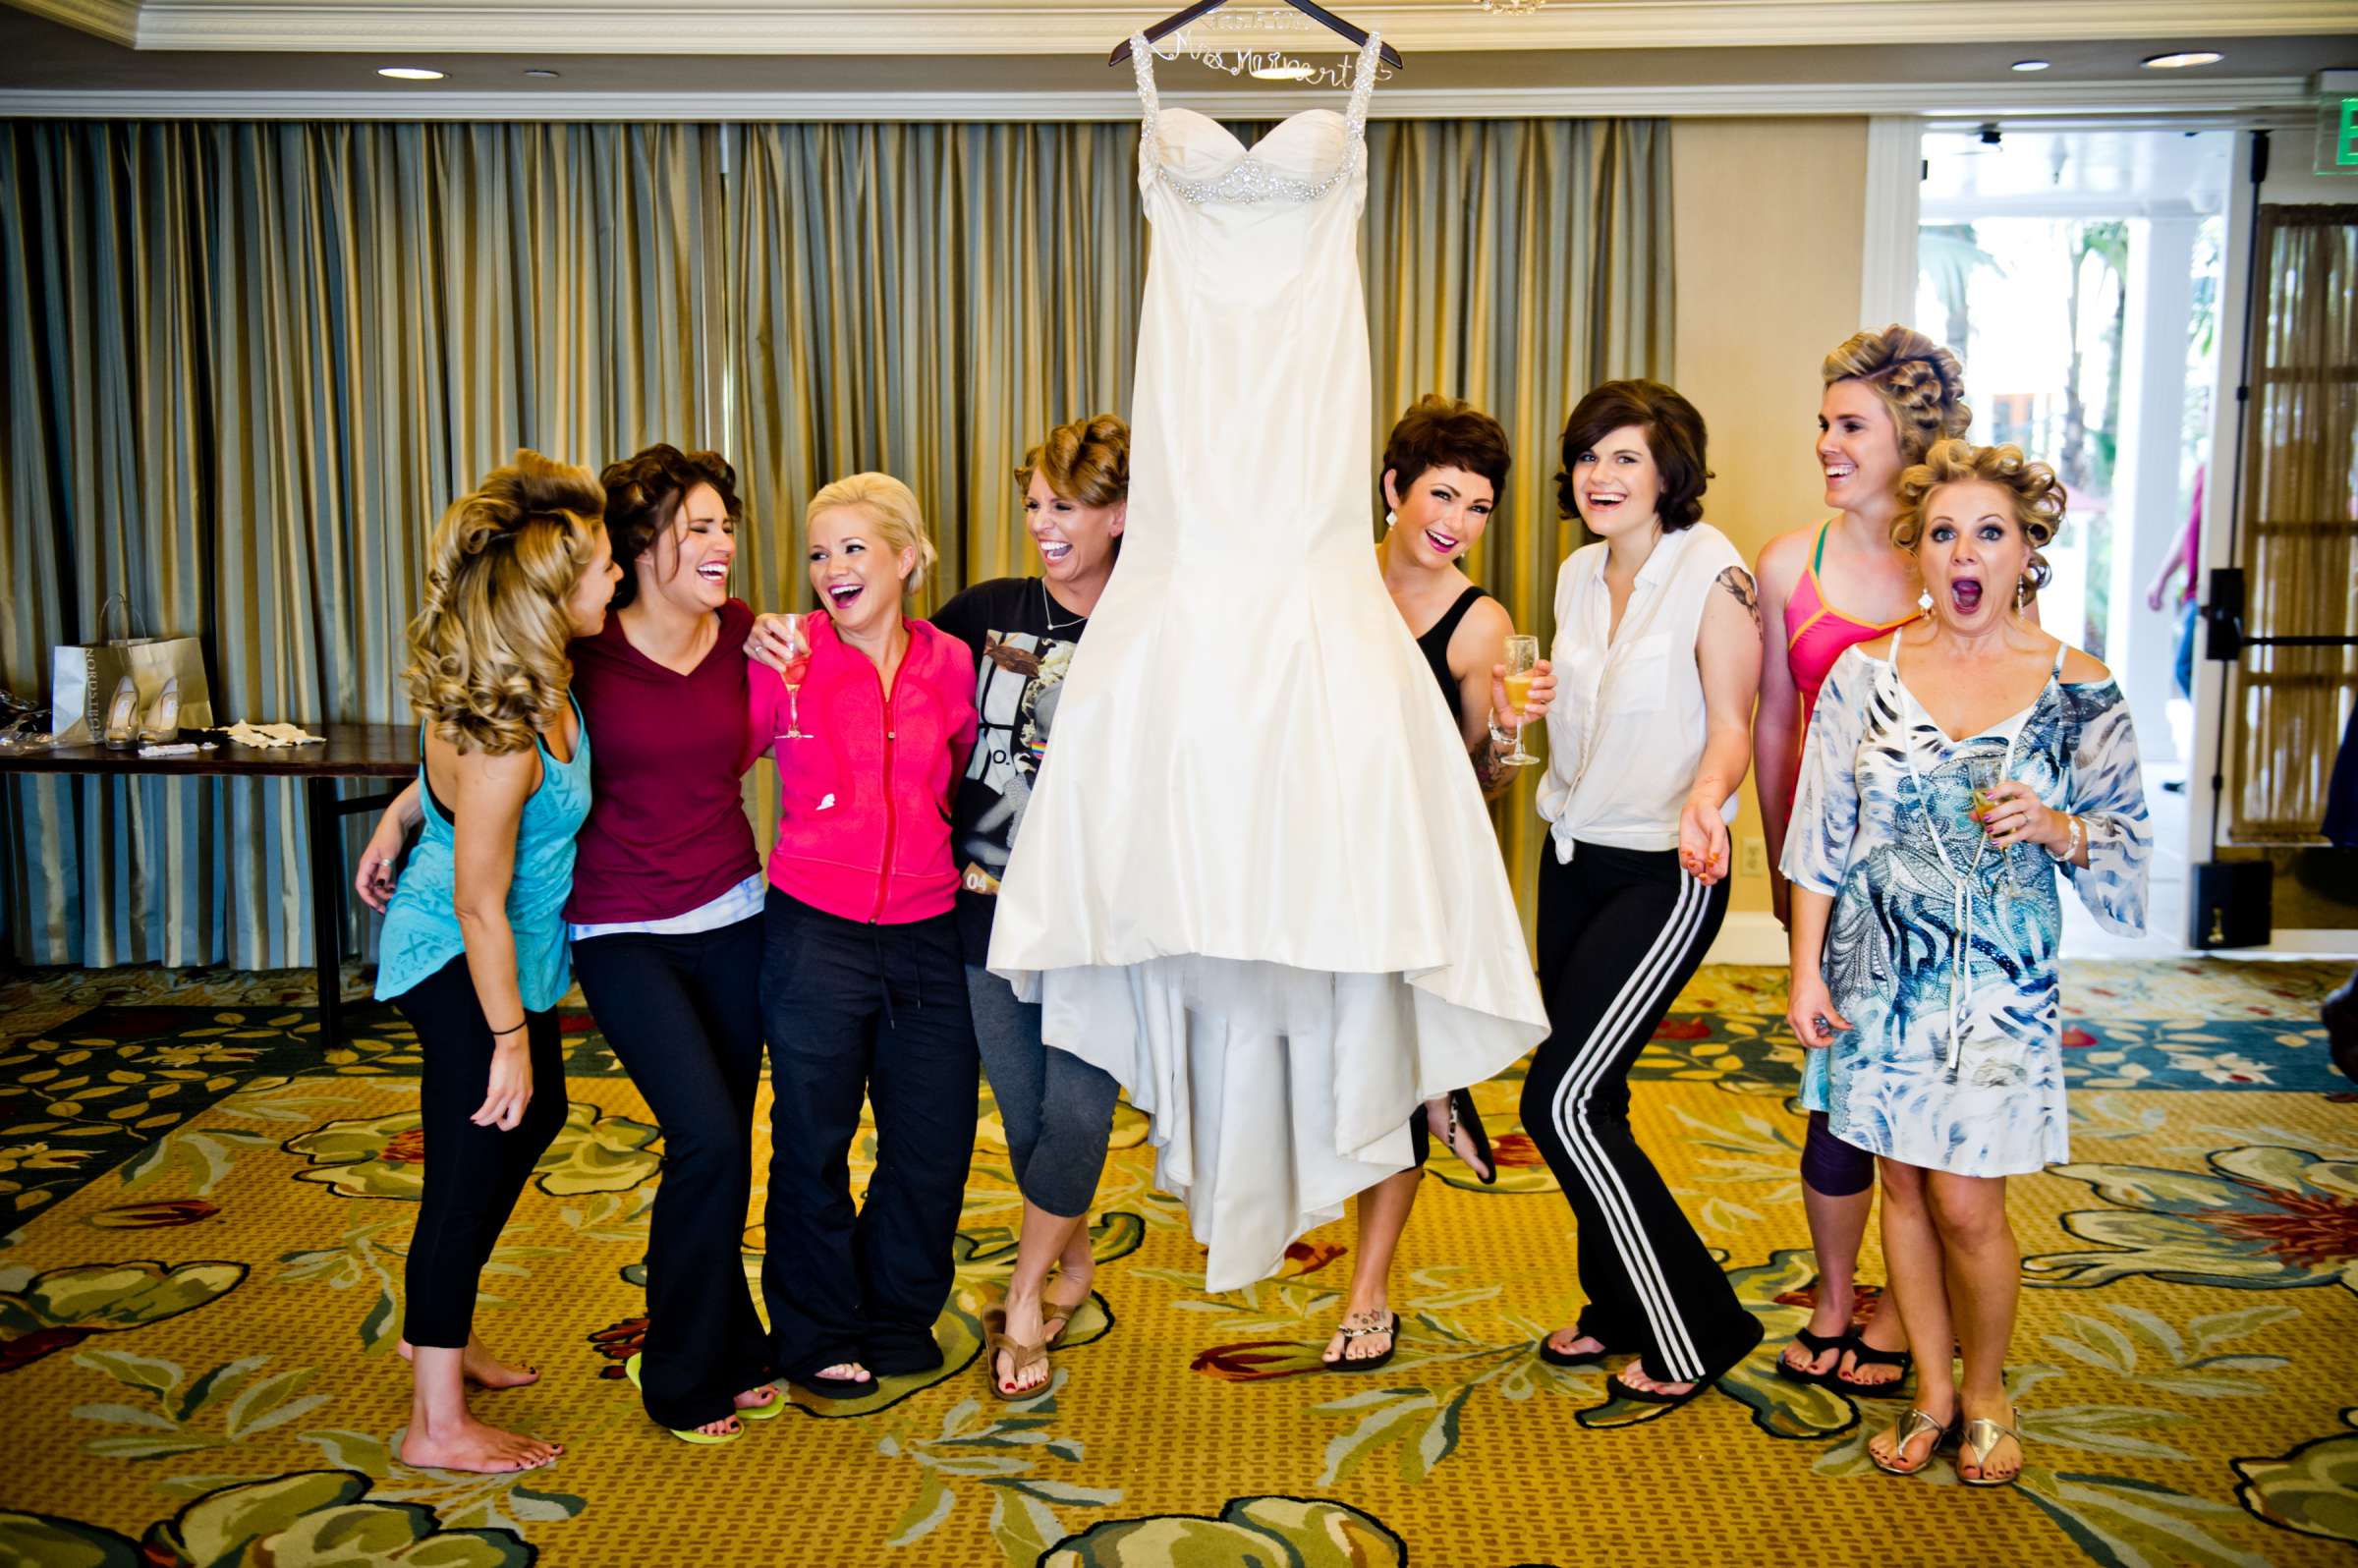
988,32,1548,1292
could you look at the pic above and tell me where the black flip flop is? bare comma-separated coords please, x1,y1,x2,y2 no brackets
1773,1326,1855,1388
1324,1313,1399,1373
1538,1335,1611,1368
1446,1088,1497,1186
1834,1342,1914,1397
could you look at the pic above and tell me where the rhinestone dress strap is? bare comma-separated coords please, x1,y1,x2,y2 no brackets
1131,33,1159,185
1346,30,1380,136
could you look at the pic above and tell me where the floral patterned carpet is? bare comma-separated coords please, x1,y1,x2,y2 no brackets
1,958,2353,1567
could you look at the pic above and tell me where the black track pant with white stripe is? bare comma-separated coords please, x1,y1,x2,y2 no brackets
1518,840,1762,1386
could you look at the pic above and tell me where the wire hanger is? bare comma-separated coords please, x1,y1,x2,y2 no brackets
1108,1,1405,70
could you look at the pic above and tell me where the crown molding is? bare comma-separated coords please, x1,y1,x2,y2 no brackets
28,0,2358,55
0,75,2318,121
11,0,140,47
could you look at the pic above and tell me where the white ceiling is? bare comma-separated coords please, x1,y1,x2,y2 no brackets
4,0,2351,119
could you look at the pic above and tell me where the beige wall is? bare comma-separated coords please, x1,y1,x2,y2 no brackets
1672,117,1870,925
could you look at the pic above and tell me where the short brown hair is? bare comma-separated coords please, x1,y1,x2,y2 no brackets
1381,395,1511,505
1016,415,1130,506
1555,379,1712,531
600,444,744,610
1823,325,1972,467
1892,439,2067,603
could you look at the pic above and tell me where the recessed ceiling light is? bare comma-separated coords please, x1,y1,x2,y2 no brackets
2142,51,2222,70
1250,62,1316,81
377,66,445,81
2010,59,2050,72
524,68,561,79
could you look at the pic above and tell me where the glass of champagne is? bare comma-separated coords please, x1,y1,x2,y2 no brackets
777,613,814,741
1966,753,2022,901
1502,635,1541,765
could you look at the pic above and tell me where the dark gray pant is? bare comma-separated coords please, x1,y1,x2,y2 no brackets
965,965,1120,1218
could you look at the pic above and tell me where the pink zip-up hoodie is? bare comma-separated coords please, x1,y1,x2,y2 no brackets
746,612,979,925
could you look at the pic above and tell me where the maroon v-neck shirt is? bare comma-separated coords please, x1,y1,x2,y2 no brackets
563,598,760,924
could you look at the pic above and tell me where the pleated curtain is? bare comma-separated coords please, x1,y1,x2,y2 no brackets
1,113,1668,969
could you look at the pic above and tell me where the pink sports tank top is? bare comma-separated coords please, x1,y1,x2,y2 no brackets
1782,521,1921,805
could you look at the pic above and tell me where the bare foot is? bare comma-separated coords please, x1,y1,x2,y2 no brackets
1544,1326,1606,1360
1320,1306,1395,1366
400,1417,562,1474
1615,1364,1696,1400
736,1382,780,1413
400,1337,539,1390
814,1361,871,1384
1957,1403,2022,1484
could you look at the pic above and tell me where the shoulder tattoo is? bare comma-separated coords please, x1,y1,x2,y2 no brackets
1714,565,1761,635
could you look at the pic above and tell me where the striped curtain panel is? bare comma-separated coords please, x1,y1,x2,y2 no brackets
0,114,1669,969
0,122,721,966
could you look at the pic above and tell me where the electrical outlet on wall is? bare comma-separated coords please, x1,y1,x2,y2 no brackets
1740,837,1767,878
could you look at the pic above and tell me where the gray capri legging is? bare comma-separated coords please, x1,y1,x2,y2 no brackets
965,964,1121,1217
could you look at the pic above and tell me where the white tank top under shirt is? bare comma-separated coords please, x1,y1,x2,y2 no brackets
1535,521,1745,862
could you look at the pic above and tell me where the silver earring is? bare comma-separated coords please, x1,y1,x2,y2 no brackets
1384,510,1397,529
2015,579,2026,613
1917,588,1935,613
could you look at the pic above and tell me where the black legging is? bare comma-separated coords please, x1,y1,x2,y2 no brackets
576,916,772,1430
393,955,566,1349
1517,842,1762,1386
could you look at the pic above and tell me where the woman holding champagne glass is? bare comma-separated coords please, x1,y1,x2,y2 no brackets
1322,395,1557,1372
749,473,980,1399
1784,441,2148,1484
1520,381,1767,1408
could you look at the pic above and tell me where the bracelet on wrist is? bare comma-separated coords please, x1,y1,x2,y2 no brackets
2046,814,2082,864
490,1021,528,1039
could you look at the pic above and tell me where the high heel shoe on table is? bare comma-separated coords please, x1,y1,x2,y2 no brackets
101,675,140,751
138,676,181,745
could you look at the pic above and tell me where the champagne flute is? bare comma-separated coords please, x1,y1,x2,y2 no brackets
777,613,814,741
1502,635,1541,765
1966,752,2022,903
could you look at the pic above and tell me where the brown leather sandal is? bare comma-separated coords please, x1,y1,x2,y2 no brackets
981,1306,1049,1401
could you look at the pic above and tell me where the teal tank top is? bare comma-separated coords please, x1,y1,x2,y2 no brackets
374,695,592,1012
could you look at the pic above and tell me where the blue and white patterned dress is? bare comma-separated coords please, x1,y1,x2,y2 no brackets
1781,643,2150,1176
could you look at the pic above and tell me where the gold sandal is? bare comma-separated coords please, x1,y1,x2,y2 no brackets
981,1306,1048,1402
1958,1408,2024,1487
1869,1406,1954,1476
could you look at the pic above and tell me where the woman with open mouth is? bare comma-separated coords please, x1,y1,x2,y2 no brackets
1783,440,2150,1487
1752,326,1971,1398
1522,380,1768,1410
929,415,1132,1401
1321,394,1557,1374
361,445,785,1446
749,473,979,1403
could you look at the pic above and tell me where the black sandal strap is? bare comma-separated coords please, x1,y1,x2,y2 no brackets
1788,1326,1852,1355
1844,1344,1913,1370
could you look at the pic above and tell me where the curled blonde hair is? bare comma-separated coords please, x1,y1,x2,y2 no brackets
808,472,938,594
1823,325,1972,467
1892,439,2067,603
1016,415,1130,507
403,450,608,755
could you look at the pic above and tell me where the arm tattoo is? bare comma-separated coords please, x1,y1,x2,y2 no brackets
1715,566,1761,635
1472,734,1512,794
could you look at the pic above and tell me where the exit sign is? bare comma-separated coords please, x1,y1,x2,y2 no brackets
2318,74,2358,175
2339,98,2358,167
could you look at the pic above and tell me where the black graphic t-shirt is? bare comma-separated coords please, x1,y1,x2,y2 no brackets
929,576,1090,964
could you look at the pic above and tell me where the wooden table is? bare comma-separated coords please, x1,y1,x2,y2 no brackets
0,725,414,1042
